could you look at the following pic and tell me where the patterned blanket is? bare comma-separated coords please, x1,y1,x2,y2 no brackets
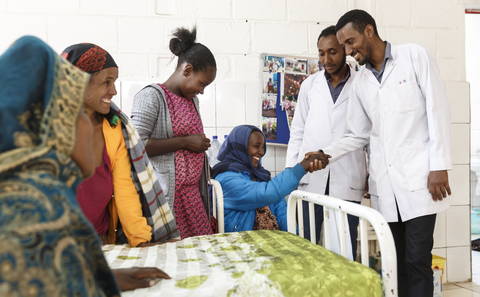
103,230,382,297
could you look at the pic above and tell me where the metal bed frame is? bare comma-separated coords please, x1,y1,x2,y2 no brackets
210,180,398,297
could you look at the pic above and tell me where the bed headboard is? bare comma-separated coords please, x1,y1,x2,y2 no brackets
287,190,398,297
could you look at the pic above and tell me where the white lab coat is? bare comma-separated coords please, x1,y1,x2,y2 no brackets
286,67,368,202
324,43,452,222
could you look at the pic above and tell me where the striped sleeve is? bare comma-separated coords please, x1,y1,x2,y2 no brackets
131,87,161,143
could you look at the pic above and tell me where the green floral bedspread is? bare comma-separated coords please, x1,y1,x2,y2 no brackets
103,230,382,297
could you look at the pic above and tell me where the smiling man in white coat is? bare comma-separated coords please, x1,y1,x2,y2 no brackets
319,10,452,297
286,25,368,257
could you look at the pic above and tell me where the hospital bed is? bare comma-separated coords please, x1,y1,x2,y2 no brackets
102,181,397,297
209,180,397,297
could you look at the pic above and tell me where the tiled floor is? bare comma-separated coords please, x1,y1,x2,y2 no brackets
442,250,480,297
444,283,480,297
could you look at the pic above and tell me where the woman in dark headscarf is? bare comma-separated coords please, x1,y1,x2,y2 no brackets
0,36,169,296
212,125,328,233
61,43,178,247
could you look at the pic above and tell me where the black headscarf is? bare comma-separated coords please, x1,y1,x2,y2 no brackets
61,43,117,74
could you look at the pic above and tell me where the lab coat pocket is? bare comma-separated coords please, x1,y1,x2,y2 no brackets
392,81,423,113
399,144,429,191
346,155,367,191
348,172,366,192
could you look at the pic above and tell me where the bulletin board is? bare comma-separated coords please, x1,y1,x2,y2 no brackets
261,54,320,145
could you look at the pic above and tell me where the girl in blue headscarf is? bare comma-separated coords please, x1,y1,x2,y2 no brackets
0,36,169,296
212,125,328,232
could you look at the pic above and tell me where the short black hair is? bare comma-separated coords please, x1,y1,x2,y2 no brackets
335,9,378,36
169,26,216,72
317,25,336,42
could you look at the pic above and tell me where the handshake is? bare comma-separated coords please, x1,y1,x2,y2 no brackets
300,150,331,173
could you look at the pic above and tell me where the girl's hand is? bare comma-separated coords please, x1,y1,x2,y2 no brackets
185,134,211,152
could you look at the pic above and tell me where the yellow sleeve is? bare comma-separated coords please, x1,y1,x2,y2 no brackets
106,122,152,247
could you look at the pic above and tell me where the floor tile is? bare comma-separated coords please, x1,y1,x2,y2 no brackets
444,288,480,297
456,282,480,293
444,283,461,291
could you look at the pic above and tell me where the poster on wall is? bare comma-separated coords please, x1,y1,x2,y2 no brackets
262,117,277,140
262,72,279,94
283,73,307,127
263,55,285,73
285,57,308,74
260,54,319,145
307,58,321,75
262,94,277,117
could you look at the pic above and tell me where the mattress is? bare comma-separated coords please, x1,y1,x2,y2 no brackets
103,230,382,297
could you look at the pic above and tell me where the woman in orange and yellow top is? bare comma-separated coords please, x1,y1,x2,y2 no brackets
62,43,152,247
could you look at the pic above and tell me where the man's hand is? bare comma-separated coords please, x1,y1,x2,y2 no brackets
427,170,451,201
307,151,331,165
301,151,331,172
185,134,211,153
113,267,171,291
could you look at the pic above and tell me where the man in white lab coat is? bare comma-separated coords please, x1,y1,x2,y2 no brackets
286,25,368,257
321,10,452,297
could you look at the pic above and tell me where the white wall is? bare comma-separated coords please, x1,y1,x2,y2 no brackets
466,13,480,209
0,0,472,282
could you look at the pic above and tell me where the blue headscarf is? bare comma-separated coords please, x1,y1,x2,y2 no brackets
0,36,89,172
212,125,271,181
0,36,56,153
0,36,120,296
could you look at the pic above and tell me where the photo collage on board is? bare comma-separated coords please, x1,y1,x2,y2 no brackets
261,55,320,141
